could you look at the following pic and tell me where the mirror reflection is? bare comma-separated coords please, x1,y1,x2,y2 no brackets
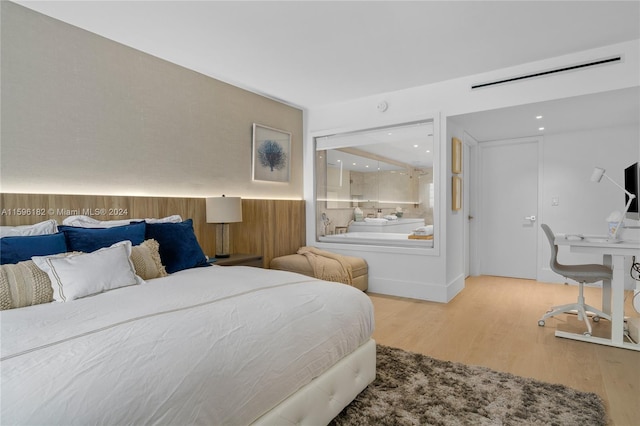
315,121,435,247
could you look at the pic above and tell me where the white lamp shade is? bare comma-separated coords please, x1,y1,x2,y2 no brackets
206,196,243,223
590,167,606,183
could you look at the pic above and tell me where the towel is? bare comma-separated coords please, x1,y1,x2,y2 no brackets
297,246,353,285
412,225,434,236
408,234,434,240
364,218,388,223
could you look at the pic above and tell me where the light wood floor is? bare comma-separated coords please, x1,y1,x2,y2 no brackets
369,276,640,426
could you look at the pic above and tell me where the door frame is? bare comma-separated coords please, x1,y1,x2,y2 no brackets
475,136,544,280
463,132,479,277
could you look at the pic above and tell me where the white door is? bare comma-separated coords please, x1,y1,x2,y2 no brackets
479,138,539,279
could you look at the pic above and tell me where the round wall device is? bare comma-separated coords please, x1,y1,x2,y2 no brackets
377,101,388,112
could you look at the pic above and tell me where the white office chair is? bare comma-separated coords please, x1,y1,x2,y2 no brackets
538,224,612,336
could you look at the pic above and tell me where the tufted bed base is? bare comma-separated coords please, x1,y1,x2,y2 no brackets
253,338,376,425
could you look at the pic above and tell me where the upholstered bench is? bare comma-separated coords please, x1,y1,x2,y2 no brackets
270,249,368,292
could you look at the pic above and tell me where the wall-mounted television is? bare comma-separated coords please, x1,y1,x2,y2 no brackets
624,161,639,220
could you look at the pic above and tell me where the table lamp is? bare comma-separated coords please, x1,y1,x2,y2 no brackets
590,167,636,241
206,195,243,258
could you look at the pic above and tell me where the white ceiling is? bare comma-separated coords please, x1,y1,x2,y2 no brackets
14,0,640,142
451,86,640,142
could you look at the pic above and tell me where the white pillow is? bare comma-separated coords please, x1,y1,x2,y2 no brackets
32,241,144,302
62,215,182,228
0,219,58,238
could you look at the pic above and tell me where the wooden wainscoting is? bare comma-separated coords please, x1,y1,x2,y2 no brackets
0,193,305,268
232,199,306,267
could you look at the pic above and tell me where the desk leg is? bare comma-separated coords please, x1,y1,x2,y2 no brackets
610,255,625,345
602,254,612,315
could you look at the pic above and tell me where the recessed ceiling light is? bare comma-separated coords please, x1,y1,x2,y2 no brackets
536,115,543,119
365,165,369,168
538,127,545,131
352,163,356,166
426,150,431,153
337,159,341,162
413,144,419,148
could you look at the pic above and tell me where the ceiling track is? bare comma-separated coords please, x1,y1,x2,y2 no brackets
471,56,622,90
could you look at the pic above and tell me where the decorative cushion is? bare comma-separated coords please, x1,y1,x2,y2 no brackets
130,239,168,280
62,215,182,228
0,260,54,310
0,233,68,265
32,241,143,302
0,219,58,238
145,219,209,274
59,222,146,253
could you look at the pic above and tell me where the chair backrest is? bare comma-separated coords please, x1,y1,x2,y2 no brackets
541,223,561,273
541,223,612,283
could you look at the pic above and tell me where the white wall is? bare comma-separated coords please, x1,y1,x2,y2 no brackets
305,39,639,301
539,124,640,285
1,2,304,199
445,120,466,294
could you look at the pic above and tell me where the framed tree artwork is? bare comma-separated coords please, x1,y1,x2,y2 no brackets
252,123,291,183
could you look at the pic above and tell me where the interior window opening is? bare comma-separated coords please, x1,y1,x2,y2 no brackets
314,120,436,248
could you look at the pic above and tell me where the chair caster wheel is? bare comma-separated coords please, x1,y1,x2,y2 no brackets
538,320,545,327
593,316,600,322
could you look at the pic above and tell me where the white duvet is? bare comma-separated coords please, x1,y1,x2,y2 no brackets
1,266,374,425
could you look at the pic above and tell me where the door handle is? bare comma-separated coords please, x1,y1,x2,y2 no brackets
525,215,536,221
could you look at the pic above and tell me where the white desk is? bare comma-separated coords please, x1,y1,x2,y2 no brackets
555,236,640,351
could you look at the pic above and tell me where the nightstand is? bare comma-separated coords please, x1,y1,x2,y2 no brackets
208,253,263,268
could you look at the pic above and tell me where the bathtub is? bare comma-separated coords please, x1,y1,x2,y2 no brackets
348,218,425,234
319,232,433,248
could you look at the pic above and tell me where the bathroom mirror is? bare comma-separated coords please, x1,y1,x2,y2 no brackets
315,120,435,246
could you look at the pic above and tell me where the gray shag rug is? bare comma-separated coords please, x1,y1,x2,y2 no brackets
330,345,606,426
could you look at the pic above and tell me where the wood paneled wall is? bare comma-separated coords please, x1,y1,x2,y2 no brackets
233,199,307,266
0,194,305,268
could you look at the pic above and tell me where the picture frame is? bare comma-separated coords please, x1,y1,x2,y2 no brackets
252,123,291,183
452,137,462,174
452,176,462,211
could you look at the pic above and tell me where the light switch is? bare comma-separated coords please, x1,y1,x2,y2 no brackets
551,197,559,206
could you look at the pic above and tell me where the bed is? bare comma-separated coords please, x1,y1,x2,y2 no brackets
0,216,376,425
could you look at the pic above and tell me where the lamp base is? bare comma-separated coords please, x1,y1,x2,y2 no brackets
215,223,232,258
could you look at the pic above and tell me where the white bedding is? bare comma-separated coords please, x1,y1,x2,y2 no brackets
1,266,375,425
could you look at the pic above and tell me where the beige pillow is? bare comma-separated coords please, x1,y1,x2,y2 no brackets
0,240,166,310
0,260,54,310
130,239,168,280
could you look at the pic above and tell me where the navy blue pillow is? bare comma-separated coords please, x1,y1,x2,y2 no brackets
0,233,68,265
145,219,209,274
58,222,146,253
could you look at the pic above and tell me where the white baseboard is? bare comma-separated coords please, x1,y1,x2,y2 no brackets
369,274,464,303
